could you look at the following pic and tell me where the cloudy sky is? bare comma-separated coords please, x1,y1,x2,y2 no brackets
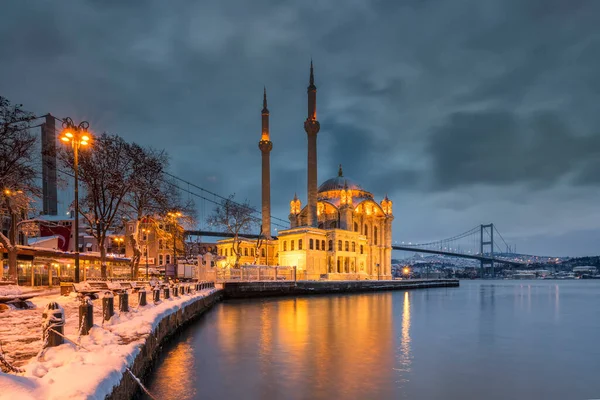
1,0,599,256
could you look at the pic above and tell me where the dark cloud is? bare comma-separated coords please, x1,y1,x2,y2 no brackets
427,109,600,190
1,0,600,255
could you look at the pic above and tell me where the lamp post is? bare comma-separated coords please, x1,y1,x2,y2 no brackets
58,118,91,283
167,211,182,281
142,228,149,281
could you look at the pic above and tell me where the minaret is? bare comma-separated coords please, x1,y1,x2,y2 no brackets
304,60,320,227
258,87,273,237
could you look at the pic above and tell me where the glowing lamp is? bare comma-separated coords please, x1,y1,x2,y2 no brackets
61,137,70,142
65,131,74,138
81,135,90,142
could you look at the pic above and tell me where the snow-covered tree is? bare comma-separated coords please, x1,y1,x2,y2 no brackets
0,97,38,280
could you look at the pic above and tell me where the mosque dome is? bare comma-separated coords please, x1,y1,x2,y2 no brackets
317,165,373,206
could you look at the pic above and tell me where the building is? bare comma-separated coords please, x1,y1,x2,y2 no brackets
216,62,394,280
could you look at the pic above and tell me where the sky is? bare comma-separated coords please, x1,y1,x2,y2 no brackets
1,0,599,257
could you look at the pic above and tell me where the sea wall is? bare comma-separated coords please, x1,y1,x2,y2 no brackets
106,289,223,400
222,279,459,299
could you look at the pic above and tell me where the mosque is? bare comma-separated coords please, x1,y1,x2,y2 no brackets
216,62,393,280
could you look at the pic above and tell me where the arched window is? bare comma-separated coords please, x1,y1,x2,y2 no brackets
328,240,333,251
244,248,248,256
283,241,287,251
291,240,295,251
354,222,358,232
330,221,337,229
310,239,314,249
262,248,266,257
360,245,364,254
338,240,342,251
318,223,324,229
345,241,349,251
299,239,303,250
352,242,356,252
374,227,378,245
322,240,325,250
364,224,368,237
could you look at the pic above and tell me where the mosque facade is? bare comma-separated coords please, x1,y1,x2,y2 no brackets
216,62,393,280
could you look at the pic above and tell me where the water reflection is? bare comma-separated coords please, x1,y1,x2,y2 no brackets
394,291,412,387
146,281,600,400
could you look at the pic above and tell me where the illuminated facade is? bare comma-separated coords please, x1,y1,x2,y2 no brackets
217,62,393,280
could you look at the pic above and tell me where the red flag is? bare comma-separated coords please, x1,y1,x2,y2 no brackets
40,224,72,252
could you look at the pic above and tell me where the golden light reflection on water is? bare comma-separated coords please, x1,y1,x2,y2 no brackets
394,291,412,386
213,294,395,399
153,338,196,398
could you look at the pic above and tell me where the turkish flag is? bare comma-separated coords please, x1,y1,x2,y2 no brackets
40,224,72,252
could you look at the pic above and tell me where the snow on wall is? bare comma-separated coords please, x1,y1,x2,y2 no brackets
0,288,218,400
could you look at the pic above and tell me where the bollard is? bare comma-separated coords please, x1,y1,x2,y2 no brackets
78,296,93,335
138,288,147,306
153,288,160,303
163,287,170,299
102,291,114,321
173,285,179,297
42,302,65,349
119,291,129,312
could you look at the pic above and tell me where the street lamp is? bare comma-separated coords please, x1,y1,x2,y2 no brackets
167,211,182,281
58,117,91,283
142,228,149,280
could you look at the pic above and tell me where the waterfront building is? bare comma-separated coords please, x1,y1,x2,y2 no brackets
216,62,393,280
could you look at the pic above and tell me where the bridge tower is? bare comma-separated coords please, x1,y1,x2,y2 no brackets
480,224,494,278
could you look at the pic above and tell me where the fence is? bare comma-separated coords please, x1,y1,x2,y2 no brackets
210,265,307,282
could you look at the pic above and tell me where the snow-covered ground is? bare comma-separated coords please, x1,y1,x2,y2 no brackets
0,285,217,399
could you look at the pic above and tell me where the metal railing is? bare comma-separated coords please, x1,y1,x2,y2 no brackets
205,265,307,282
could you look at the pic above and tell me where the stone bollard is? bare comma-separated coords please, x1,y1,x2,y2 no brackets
119,291,129,312
164,287,170,299
138,288,147,307
102,291,114,321
173,285,179,297
42,302,65,349
153,288,160,303
78,296,93,335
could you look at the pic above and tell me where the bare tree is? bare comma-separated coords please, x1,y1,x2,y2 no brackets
207,195,256,268
252,225,265,265
0,97,38,280
120,144,170,279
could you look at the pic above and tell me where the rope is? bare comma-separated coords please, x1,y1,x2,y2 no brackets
48,328,158,400
0,342,24,374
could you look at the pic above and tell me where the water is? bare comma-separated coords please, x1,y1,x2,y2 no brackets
145,281,600,400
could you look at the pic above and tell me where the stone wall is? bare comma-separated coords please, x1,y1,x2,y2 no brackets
106,290,223,400
222,279,459,299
